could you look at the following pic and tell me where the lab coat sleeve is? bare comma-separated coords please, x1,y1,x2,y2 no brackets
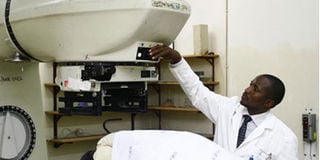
169,58,237,123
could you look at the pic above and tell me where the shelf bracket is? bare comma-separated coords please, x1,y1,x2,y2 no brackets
131,113,137,130
150,84,160,93
54,142,64,148
53,115,63,139
204,58,214,66
53,141,73,148
153,110,162,129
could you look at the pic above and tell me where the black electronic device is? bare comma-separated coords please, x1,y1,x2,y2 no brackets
59,91,102,115
81,64,116,81
102,82,147,112
58,82,148,115
136,46,156,61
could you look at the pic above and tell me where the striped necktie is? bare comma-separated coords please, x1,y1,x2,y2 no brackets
237,115,252,147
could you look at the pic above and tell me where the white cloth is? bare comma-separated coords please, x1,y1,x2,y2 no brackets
169,58,298,160
111,130,245,160
94,133,115,160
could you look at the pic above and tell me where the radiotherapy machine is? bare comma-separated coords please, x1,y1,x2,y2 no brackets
0,0,190,62
0,0,190,159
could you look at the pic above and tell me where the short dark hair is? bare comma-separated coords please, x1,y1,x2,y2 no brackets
261,74,285,107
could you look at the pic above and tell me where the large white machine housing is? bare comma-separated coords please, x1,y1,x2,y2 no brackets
0,0,191,62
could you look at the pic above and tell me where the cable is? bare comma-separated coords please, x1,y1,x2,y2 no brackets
103,118,122,134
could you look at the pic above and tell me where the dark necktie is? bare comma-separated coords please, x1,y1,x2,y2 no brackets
237,115,252,147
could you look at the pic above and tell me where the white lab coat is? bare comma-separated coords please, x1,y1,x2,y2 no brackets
169,58,298,160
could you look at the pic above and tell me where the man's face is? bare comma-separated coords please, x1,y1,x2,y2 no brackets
240,76,273,114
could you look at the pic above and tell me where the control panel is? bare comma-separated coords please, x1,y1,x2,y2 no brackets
302,114,317,142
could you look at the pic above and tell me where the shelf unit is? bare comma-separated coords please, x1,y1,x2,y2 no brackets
148,54,219,138
150,81,219,85
45,110,119,148
149,106,200,112
45,101,136,148
45,105,211,147
151,54,219,106
45,54,219,147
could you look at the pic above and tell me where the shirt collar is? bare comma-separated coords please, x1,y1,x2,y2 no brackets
242,110,270,126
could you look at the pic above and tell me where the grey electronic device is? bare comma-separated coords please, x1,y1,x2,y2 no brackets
302,114,317,142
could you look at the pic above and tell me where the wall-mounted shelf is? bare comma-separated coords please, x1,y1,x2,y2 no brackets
45,84,115,148
149,81,219,85
45,54,219,147
44,83,58,87
45,109,128,148
149,54,219,138
147,106,215,140
46,110,106,148
184,54,219,66
149,106,199,112
183,54,219,58
47,134,106,148
45,107,210,147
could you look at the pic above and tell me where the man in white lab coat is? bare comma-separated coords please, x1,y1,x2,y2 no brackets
149,45,298,160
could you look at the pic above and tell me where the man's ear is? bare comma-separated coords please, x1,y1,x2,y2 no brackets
264,99,275,108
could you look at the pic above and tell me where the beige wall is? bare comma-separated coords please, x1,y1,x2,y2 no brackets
227,0,319,159
174,0,318,159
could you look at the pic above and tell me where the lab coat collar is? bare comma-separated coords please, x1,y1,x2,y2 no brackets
247,111,270,127
238,105,271,127
237,112,275,148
